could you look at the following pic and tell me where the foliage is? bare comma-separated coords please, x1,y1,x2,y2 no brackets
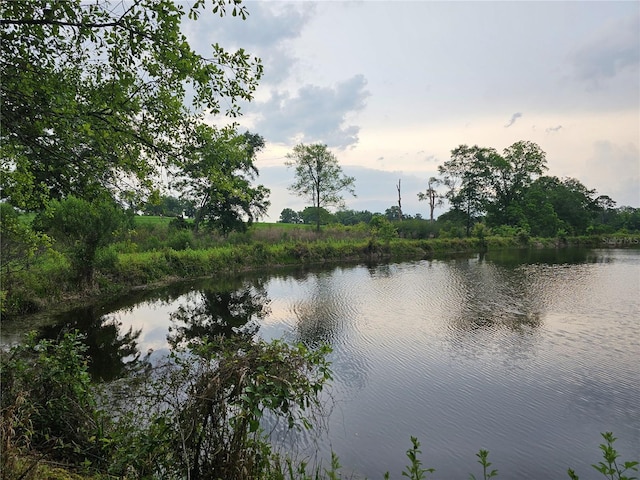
437,141,547,235
369,215,398,244
2,331,333,480
299,206,335,227
385,205,404,221
106,335,333,479
0,332,105,473
431,140,639,237
401,436,435,479
2,331,637,479
568,432,639,480
286,143,356,232
1,0,263,211
279,208,303,224
438,144,495,236
333,209,374,225
0,203,50,295
33,195,129,283
142,195,190,217
520,176,598,237
394,218,439,239
469,449,498,480
174,126,270,234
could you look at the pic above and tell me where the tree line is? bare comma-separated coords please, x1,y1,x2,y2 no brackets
278,140,639,239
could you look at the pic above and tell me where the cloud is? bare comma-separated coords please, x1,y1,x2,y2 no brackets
569,12,639,85
505,112,523,128
184,3,314,84
250,75,370,149
545,125,563,133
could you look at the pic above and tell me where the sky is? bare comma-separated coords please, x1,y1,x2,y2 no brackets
184,0,640,221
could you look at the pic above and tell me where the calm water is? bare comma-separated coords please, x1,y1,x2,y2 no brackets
4,248,639,478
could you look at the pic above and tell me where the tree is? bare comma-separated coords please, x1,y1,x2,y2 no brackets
285,144,356,232
142,195,188,217
334,209,374,225
417,176,444,222
438,145,494,236
521,176,598,236
437,141,548,234
299,206,334,226
385,205,403,221
174,126,270,234
486,140,547,226
34,195,128,284
278,208,302,224
0,203,51,296
592,195,617,229
1,0,263,210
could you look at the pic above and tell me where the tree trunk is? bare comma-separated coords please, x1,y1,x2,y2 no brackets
396,179,403,221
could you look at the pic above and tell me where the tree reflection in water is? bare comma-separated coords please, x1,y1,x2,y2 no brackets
168,279,271,349
39,306,143,381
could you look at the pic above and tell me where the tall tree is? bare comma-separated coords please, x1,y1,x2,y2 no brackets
174,127,270,234
285,144,356,232
437,141,548,233
438,145,495,236
417,176,443,222
486,140,547,226
1,0,262,210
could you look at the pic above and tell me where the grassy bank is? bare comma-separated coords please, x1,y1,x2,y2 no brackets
3,218,639,318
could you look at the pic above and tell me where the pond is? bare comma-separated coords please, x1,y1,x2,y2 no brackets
3,248,639,478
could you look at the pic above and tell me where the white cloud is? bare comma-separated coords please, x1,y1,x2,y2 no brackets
249,75,370,149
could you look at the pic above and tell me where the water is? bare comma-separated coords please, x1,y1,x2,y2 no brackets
3,248,639,478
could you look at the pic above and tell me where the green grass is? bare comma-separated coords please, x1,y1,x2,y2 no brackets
132,214,174,227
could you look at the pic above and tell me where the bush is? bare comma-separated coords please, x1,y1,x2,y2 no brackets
1,332,106,473
34,196,128,284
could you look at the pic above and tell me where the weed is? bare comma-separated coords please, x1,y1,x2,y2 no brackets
568,432,639,480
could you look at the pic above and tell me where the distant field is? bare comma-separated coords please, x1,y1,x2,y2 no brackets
251,222,313,230
133,215,175,227
132,215,313,231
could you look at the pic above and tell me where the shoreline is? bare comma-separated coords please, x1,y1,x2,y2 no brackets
3,234,638,320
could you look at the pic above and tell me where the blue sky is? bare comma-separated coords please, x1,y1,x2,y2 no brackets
184,0,639,220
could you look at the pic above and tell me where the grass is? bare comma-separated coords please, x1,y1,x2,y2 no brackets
3,215,639,318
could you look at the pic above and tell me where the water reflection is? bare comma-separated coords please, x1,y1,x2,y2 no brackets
168,279,271,348
39,306,143,381
291,271,347,347
5,248,638,479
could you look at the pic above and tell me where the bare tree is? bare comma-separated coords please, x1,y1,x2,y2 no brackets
396,179,403,221
417,176,444,222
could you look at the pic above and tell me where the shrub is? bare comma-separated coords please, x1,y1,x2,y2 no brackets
34,196,128,284
1,332,106,473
